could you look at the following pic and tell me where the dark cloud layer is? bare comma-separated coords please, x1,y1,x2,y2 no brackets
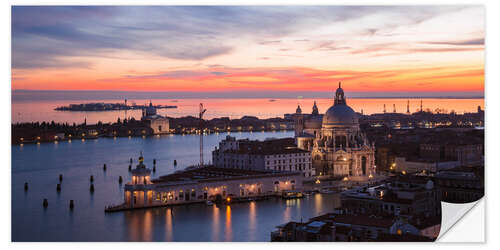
12,6,471,69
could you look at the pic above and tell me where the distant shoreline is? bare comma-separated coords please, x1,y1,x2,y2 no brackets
11,90,484,101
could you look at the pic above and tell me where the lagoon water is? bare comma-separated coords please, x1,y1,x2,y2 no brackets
12,131,341,242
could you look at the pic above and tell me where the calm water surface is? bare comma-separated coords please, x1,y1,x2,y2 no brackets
12,131,341,241
12,98,484,124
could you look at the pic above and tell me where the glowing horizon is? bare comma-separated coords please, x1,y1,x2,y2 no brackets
11,6,484,96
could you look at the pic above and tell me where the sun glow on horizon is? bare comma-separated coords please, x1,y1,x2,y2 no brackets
11,6,484,96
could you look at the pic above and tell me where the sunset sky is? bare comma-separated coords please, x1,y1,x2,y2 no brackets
11,6,484,98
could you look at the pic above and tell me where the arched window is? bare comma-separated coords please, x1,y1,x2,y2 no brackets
362,156,367,175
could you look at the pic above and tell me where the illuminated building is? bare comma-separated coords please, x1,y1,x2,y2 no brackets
212,136,314,177
294,83,376,177
109,154,303,211
141,100,169,134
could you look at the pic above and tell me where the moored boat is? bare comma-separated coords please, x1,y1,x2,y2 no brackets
281,190,303,199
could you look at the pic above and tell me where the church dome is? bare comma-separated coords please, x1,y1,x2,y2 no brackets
323,104,358,126
322,82,358,126
145,100,157,116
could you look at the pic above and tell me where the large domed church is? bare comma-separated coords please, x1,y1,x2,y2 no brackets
294,83,376,178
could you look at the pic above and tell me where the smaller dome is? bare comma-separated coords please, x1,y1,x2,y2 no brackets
144,100,157,116
296,105,302,114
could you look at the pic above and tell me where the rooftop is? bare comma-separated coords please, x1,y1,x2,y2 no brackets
219,137,309,155
312,213,395,228
152,166,301,187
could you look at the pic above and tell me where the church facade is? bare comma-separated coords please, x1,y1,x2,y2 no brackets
294,83,376,178
141,101,170,134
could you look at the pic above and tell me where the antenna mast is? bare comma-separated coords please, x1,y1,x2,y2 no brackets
199,103,207,166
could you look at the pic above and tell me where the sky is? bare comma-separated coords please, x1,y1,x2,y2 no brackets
11,6,485,98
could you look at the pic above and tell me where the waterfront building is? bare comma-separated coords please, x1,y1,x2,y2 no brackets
123,153,154,208
212,136,314,177
141,101,169,134
112,155,304,210
294,83,376,178
340,175,441,218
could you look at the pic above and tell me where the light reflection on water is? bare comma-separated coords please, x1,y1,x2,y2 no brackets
314,193,323,215
165,208,173,241
12,131,343,242
118,194,340,242
225,205,232,241
212,205,220,241
248,202,256,241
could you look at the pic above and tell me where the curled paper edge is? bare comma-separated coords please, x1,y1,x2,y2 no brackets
437,198,484,242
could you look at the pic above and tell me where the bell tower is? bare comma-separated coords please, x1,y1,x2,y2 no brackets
294,105,304,137
312,101,319,115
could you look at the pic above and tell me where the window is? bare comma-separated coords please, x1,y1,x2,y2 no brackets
361,156,367,175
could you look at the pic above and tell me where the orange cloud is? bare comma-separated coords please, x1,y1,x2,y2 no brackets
12,65,484,93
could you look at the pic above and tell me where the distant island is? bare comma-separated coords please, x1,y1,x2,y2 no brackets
54,102,177,111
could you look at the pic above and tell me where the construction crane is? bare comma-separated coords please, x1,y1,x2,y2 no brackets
199,103,207,167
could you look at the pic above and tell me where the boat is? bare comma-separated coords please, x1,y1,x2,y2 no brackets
206,200,214,205
281,191,304,199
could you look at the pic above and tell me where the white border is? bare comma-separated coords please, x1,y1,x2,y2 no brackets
3,0,497,249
